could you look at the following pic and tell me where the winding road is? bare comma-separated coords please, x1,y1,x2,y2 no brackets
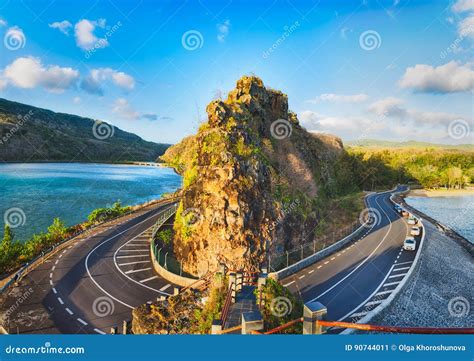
281,186,421,325
2,202,178,334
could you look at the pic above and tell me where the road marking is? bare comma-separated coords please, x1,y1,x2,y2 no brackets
118,261,150,266
62,250,67,254
375,290,393,297
50,272,53,279
393,266,410,272
308,270,314,274
49,279,53,286
94,328,106,335
317,265,323,269
57,297,64,305
160,284,172,291
58,254,62,259
298,275,305,279
52,266,56,271
118,249,150,252
383,280,402,287
365,299,383,307
388,272,407,279
394,260,413,266
116,254,150,259
52,287,57,294
55,260,59,265
330,257,336,261
139,275,159,283
283,281,295,287
324,261,329,265
65,308,74,315
77,318,88,326
125,267,151,274
350,310,369,318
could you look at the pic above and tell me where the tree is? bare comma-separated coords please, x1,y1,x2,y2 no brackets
47,218,67,244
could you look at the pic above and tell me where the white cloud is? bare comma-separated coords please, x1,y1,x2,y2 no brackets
458,15,474,38
0,18,7,27
217,20,230,43
49,20,73,35
308,93,369,103
73,96,81,104
1,56,79,93
368,97,407,118
452,0,474,12
74,19,108,50
81,68,135,95
112,98,158,121
399,61,474,93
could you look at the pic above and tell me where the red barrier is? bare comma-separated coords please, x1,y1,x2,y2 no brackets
220,283,234,328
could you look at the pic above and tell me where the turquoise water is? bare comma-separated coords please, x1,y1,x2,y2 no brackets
405,195,474,244
0,163,182,241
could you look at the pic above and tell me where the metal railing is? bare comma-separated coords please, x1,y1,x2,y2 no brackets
268,220,362,272
220,283,234,327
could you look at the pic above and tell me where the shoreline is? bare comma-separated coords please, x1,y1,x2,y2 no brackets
407,187,474,198
0,160,166,167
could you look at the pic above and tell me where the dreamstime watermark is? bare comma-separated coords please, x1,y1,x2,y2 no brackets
262,21,300,59
448,296,470,318
5,342,85,355
268,198,301,231
270,119,292,140
359,30,382,51
270,296,293,317
92,296,115,317
447,119,471,140
359,207,382,228
3,26,26,50
92,120,114,140
84,21,122,59
4,207,26,228
3,287,34,322
181,30,204,51
0,110,34,145
440,25,474,59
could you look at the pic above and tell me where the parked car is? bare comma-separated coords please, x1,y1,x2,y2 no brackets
410,226,421,236
403,237,416,251
402,210,409,217
395,205,402,213
407,216,417,225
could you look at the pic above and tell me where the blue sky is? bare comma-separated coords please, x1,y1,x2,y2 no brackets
0,0,473,145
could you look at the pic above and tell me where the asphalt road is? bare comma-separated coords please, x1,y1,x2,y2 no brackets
4,203,178,334
281,186,422,324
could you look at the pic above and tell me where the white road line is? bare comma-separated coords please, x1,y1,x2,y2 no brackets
330,257,336,261
62,250,67,254
308,270,314,274
49,280,53,286
394,260,413,266
160,284,172,292
52,288,57,294
324,261,329,265
65,308,74,315
393,266,410,272
118,261,150,266
52,266,56,271
58,254,62,259
365,299,383,307
388,272,407,279
116,254,150,259
350,310,369,318
55,260,59,265
77,318,88,326
94,328,106,335
298,275,305,279
317,265,323,269
384,280,402,287
283,281,295,287
125,267,151,274
375,290,393,297
139,275,159,283
118,249,150,252
50,272,53,279
57,297,64,305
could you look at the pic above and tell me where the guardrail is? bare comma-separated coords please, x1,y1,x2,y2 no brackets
0,197,178,294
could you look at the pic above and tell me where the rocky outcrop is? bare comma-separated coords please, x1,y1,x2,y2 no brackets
161,76,345,276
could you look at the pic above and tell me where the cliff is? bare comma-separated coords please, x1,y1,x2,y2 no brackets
161,76,347,275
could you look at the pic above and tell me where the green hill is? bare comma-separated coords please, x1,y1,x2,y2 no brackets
346,139,474,151
0,98,170,162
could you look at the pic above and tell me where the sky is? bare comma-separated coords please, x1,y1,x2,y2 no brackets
0,0,473,145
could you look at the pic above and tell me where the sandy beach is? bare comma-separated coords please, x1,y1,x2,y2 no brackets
407,187,474,198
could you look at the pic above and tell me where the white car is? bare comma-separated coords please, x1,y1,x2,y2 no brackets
407,216,417,225
403,237,416,251
410,226,421,236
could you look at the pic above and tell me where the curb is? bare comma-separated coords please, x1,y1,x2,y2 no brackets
340,188,426,334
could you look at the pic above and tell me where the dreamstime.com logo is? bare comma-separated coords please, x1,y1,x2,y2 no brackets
4,207,26,228
448,296,470,318
5,342,85,355
92,120,114,140
359,207,382,228
3,26,26,50
92,296,115,317
359,30,382,51
270,119,292,140
270,296,293,317
181,30,204,51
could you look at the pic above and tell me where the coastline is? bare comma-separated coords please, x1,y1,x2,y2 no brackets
407,187,474,198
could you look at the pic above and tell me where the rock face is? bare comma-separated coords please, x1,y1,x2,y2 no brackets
161,76,345,276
